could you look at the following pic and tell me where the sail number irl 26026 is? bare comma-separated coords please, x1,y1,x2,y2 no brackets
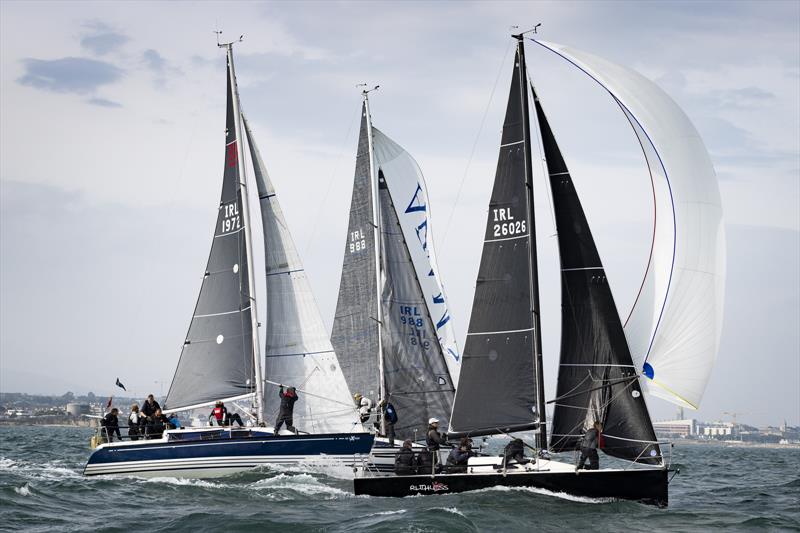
492,207,526,238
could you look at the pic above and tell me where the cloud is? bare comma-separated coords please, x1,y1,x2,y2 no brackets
80,21,129,55
17,57,123,94
143,49,165,72
87,97,122,108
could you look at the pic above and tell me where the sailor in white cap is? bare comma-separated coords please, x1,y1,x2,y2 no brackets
426,417,446,451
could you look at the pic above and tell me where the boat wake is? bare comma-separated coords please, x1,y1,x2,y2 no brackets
472,484,618,504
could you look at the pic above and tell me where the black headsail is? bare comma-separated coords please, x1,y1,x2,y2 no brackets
532,84,661,464
449,37,547,445
165,51,256,410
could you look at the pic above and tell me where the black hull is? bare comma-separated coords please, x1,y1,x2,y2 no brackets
354,467,668,507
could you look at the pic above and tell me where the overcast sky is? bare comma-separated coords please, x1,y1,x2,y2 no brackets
1,1,798,427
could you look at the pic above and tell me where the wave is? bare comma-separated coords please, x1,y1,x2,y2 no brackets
14,483,31,496
471,485,618,504
250,473,352,499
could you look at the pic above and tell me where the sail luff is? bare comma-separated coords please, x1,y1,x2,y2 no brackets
225,45,264,422
363,93,386,426
516,36,548,449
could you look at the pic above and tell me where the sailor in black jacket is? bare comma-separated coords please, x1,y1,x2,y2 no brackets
274,385,299,433
577,421,603,470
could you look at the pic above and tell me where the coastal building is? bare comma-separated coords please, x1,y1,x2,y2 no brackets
653,419,697,438
66,403,91,417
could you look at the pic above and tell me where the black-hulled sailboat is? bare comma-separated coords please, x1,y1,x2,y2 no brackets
354,32,725,507
331,89,462,470
84,39,373,478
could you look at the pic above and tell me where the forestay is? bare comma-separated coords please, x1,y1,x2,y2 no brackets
532,40,725,410
166,61,256,410
243,117,359,434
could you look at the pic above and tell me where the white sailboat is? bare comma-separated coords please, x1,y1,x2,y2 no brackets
354,31,724,507
84,38,373,478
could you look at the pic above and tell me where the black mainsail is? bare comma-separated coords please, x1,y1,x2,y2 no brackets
532,87,661,464
448,38,546,444
332,99,457,438
165,52,258,411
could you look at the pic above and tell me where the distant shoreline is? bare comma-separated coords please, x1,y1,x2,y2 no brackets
672,439,800,450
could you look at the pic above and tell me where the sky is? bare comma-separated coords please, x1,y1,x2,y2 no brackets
1,1,798,427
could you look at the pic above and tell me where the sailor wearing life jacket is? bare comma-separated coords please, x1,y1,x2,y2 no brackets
209,400,228,426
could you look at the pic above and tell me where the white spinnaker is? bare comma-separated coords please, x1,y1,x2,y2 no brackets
372,128,462,387
243,117,361,433
533,40,726,410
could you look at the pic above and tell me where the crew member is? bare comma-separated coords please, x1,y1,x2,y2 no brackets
101,408,121,442
353,393,373,424
274,385,298,434
394,439,417,476
426,418,446,450
209,401,228,426
141,394,161,423
503,438,531,465
381,400,398,446
577,421,603,471
128,404,142,441
447,437,474,473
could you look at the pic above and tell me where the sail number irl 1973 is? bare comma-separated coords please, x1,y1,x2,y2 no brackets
492,207,526,238
221,202,241,233
349,229,366,253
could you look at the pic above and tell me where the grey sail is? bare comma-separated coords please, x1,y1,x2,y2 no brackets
331,104,381,402
448,44,543,439
165,59,255,410
243,117,358,434
375,139,455,438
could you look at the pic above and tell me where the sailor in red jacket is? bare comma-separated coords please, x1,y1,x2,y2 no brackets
209,400,228,426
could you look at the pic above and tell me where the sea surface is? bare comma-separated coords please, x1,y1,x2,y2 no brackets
0,426,798,532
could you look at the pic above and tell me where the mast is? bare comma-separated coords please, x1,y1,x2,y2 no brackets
362,87,386,434
222,40,264,423
514,34,547,449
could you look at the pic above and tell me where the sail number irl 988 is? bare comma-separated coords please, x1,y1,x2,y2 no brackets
221,202,241,233
492,207,526,237
349,229,367,253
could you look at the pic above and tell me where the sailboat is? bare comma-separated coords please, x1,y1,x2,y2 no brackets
84,39,373,478
354,32,724,507
330,89,462,470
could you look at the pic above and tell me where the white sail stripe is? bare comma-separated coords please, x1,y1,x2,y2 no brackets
467,327,534,336
226,140,236,146
549,171,570,176
484,234,528,244
194,306,251,319
560,363,635,367
561,266,603,272
553,404,589,410
500,140,524,147
214,227,244,238
603,433,660,444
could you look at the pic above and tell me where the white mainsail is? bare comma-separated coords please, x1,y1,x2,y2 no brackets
243,116,360,434
533,40,726,410
372,129,462,386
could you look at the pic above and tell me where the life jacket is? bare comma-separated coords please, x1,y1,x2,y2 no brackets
385,403,398,424
212,406,225,421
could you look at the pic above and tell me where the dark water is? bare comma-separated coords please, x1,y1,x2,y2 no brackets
1,426,798,532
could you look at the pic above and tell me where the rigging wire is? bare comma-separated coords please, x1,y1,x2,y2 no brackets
439,39,514,249
302,105,361,258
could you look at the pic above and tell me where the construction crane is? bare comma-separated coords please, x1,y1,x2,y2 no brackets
723,411,746,440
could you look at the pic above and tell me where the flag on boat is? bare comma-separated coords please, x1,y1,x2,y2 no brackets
106,396,113,409
115,378,126,391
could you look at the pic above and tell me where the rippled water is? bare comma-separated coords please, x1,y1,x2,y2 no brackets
1,426,798,532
